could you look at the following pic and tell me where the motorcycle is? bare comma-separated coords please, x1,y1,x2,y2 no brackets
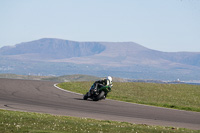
83,83,111,101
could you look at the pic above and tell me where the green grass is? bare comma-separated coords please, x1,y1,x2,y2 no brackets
57,82,200,112
0,109,199,133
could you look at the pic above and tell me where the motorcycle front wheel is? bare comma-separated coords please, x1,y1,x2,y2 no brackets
93,91,105,101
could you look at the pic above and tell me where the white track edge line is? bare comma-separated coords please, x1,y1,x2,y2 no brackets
54,83,83,96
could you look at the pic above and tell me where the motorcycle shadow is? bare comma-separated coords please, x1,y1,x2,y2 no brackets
73,97,103,102
74,98,84,100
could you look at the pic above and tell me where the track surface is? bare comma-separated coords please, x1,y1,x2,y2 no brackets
0,78,200,130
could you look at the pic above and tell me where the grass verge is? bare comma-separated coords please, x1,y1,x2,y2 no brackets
57,82,200,112
0,109,199,133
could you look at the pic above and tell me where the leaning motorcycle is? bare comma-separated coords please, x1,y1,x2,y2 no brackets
83,83,111,101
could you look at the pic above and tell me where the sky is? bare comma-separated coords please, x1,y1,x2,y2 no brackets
0,0,200,52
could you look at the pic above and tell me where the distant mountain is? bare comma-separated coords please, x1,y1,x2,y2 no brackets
0,38,200,81
0,38,105,60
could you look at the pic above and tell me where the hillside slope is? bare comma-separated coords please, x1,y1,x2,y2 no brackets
53,41,200,70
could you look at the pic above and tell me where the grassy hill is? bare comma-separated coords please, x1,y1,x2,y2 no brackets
0,74,103,82
0,73,52,80
43,74,101,82
0,73,166,83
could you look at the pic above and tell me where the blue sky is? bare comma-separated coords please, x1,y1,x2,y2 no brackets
0,0,200,52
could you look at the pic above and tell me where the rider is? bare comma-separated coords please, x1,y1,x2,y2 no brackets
88,76,113,97
95,76,113,87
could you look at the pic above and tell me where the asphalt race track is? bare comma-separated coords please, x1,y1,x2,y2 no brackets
0,78,200,130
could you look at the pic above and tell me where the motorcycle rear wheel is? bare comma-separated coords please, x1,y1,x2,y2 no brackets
83,93,88,100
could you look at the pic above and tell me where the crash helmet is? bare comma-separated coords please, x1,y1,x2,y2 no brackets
107,76,112,84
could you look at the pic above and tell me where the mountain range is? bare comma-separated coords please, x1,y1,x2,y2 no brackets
0,38,200,81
